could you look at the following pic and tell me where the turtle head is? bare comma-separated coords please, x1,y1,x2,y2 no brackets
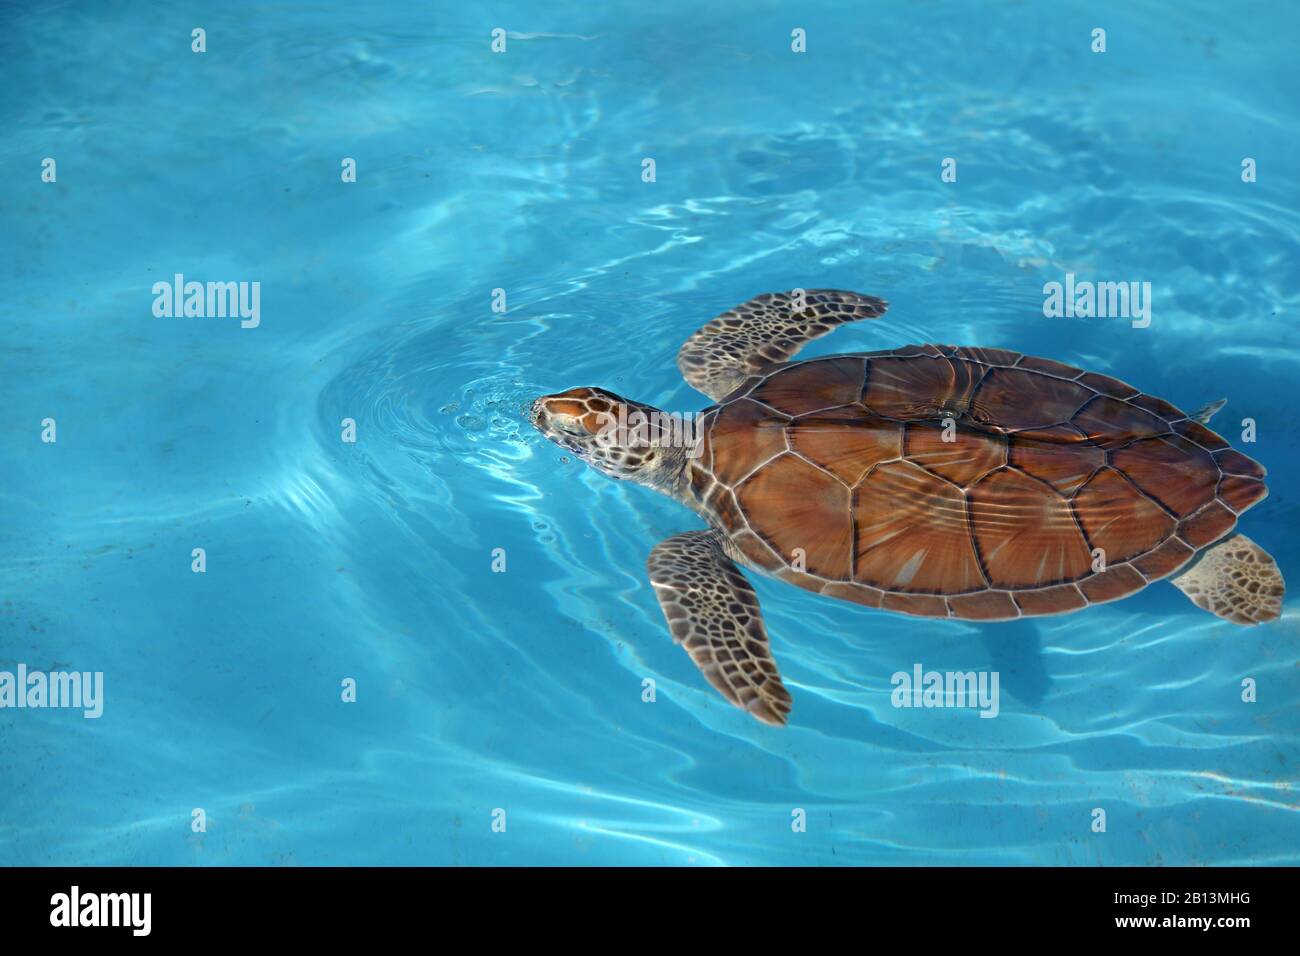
530,387,689,489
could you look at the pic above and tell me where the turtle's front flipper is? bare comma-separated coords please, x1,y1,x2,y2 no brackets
1170,533,1284,624
647,529,792,725
677,289,888,401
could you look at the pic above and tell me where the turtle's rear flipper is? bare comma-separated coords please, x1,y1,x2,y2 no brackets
677,289,887,401
647,530,792,725
1189,397,1227,425
1171,533,1284,624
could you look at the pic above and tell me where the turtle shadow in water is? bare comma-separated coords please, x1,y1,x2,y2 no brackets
970,618,1052,708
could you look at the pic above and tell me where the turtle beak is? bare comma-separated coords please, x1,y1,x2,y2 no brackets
528,397,552,433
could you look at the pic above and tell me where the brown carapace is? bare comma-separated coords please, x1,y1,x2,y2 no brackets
690,343,1268,622
532,289,1285,727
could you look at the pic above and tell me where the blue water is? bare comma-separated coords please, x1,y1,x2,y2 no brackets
2,0,1298,866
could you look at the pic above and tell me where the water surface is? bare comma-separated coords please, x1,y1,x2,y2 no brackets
1,0,1298,865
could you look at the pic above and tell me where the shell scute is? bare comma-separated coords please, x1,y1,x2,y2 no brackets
1072,467,1176,563
1008,425,1105,494
966,467,1092,588
1015,354,1086,379
1077,563,1147,604
973,366,1093,430
735,453,853,580
862,355,983,419
1074,370,1140,399
881,592,949,618
1072,395,1168,446
1109,435,1218,517
1217,474,1267,514
1130,537,1196,581
1012,584,1088,615
853,461,985,593
729,528,784,573
947,346,1021,367
904,421,1007,486
1130,393,1186,420
1176,500,1238,549
789,406,902,485
819,580,884,608
750,356,866,415
708,399,788,486
947,590,1019,620
1172,418,1230,450
1214,448,1266,479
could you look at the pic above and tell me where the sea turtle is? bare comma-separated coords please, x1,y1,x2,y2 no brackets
530,290,1284,725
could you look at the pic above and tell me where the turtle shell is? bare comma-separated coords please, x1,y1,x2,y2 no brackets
687,344,1268,621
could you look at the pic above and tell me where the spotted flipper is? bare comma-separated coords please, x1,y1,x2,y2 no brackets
676,289,888,401
1189,398,1227,424
647,530,792,725
1171,533,1284,624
